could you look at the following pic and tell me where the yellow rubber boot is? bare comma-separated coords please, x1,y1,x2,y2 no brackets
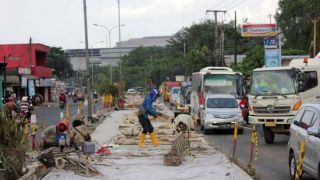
139,133,146,148
150,132,159,147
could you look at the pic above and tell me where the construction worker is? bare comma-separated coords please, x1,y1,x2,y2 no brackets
41,120,69,148
137,88,162,147
69,119,91,150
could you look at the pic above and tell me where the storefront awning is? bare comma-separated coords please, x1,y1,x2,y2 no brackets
5,75,20,84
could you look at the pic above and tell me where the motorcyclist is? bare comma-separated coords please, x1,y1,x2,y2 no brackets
59,93,66,104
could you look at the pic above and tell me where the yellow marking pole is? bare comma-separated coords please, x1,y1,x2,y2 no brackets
232,122,238,161
66,103,70,120
24,122,29,142
103,94,106,110
296,141,305,180
40,118,46,133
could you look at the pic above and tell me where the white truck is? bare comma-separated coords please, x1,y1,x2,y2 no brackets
248,57,319,143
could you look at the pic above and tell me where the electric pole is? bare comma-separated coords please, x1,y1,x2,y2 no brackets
82,0,92,121
311,16,319,57
206,10,227,66
234,10,237,67
268,14,272,24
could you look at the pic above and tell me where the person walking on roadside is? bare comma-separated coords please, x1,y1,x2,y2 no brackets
137,88,163,147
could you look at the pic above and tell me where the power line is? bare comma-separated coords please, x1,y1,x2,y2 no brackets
227,0,248,11
219,0,238,10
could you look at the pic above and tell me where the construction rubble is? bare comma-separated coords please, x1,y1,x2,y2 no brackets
30,95,252,180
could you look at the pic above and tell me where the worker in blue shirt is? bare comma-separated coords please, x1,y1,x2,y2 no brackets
137,88,162,147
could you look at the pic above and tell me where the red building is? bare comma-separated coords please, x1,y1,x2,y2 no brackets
0,43,53,102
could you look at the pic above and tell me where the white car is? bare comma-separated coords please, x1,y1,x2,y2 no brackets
199,94,244,134
169,87,180,105
127,89,137,94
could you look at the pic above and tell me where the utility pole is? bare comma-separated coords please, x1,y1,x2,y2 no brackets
206,10,226,66
82,0,92,121
268,14,272,24
234,11,237,67
311,16,319,57
117,0,122,87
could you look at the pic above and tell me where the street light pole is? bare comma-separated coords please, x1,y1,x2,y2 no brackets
93,24,125,84
82,0,92,120
117,0,122,85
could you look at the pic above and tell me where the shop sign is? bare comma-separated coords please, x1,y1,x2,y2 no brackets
241,24,277,37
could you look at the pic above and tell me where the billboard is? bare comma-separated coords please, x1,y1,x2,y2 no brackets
264,37,280,67
241,24,277,37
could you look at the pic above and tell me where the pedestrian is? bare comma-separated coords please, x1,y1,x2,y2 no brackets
1,96,19,119
137,88,163,147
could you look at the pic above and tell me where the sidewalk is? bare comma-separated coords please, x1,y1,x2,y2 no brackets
43,108,252,180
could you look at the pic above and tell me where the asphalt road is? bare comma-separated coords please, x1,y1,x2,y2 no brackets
33,96,102,140
203,127,316,180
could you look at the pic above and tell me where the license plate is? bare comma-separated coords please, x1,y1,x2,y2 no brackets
265,122,276,127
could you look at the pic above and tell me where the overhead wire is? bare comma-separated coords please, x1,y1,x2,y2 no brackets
227,0,248,11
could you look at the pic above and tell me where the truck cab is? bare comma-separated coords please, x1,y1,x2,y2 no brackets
248,58,319,143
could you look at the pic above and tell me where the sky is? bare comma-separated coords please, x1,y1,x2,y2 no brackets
1,0,279,49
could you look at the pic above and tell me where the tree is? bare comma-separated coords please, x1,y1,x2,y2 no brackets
47,47,74,81
275,0,320,53
232,45,264,76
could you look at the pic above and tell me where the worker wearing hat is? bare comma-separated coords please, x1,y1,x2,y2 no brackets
137,88,163,147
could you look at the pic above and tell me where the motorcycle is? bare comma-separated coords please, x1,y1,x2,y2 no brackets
59,101,65,109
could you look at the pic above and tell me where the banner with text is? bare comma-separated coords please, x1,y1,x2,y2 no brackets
264,37,281,67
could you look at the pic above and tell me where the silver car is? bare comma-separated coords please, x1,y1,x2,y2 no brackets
288,103,320,179
199,94,243,134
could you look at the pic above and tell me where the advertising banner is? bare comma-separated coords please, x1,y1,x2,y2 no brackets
28,80,35,97
21,76,27,88
241,24,277,37
265,48,281,67
264,37,281,67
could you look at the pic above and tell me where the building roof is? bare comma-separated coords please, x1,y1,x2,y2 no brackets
116,36,171,48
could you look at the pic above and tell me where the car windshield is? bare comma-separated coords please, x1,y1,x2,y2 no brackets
249,69,296,96
206,98,238,108
204,74,243,99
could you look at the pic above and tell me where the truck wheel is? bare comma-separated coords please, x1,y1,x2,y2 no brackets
263,126,275,144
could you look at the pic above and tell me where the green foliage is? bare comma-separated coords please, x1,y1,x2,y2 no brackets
0,112,26,179
47,47,74,80
121,20,263,88
0,114,26,147
282,48,307,55
0,152,20,179
275,0,320,52
232,45,264,76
